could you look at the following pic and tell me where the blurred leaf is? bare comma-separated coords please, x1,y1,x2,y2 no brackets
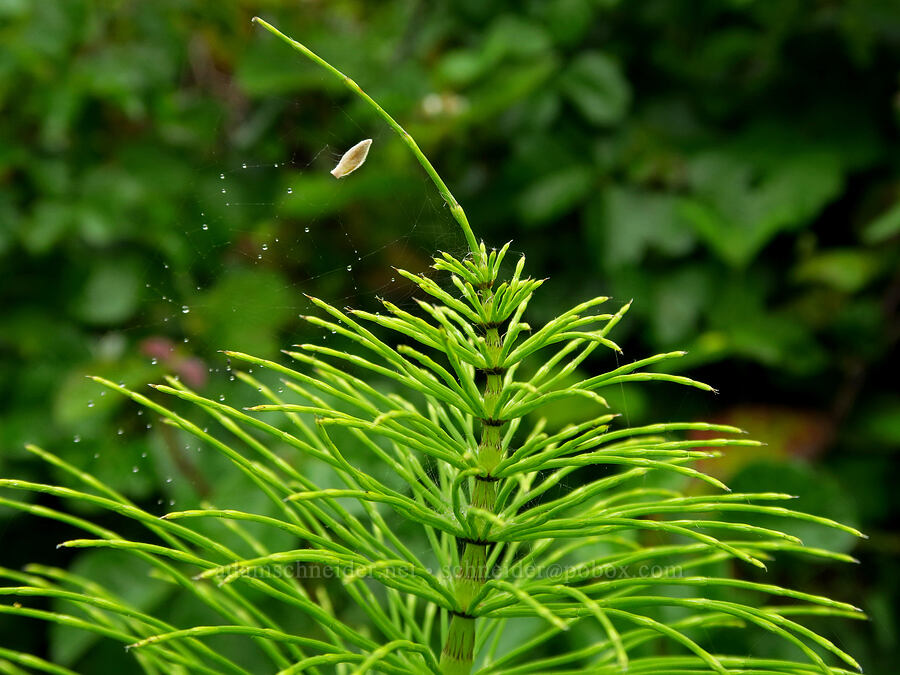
517,165,593,227
237,34,334,95
21,201,73,253
464,59,557,124
560,51,631,126
704,276,826,372
862,199,900,244
533,0,596,45
681,147,843,267
483,15,551,60
186,267,295,355
585,185,694,267
649,266,710,345
855,395,900,447
795,249,881,293
71,257,143,325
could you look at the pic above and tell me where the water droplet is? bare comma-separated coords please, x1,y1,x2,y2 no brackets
202,223,208,230
151,358,158,365
117,428,124,435
100,391,105,397
346,265,352,272
304,226,310,233
220,173,225,179
221,188,226,194
146,423,152,429
286,187,293,194
169,499,175,506
391,277,395,282
165,477,173,484
73,435,80,443
261,243,268,251
219,394,225,401
132,466,139,473
93,452,99,459
87,400,94,408
182,305,190,314
137,410,143,416
183,337,189,343
242,163,248,169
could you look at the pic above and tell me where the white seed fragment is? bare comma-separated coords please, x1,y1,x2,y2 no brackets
330,139,372,178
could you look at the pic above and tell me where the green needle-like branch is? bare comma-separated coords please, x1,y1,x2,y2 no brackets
0,17,863,675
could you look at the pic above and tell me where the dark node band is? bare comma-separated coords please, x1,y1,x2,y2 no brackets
450,609,476,619
475,281,494,291
480,417,505,427
477,366,508,376
478,321,503,330
458,536,492,547
475,474,501,483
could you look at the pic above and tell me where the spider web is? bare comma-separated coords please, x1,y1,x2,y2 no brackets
128,94,471,400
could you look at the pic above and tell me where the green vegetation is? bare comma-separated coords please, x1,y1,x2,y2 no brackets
1,2,898,673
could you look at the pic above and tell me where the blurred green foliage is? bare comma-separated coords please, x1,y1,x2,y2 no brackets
1,0,899,672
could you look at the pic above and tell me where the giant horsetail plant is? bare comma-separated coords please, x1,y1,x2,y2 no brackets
0,17,864,675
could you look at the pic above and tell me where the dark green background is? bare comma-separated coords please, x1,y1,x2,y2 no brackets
1,0,898,672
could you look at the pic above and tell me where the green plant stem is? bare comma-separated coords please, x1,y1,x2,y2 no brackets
441,287,504,674
251,17,481,261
